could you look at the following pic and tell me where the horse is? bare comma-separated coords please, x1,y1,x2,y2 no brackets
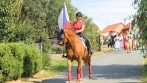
56,29,92,83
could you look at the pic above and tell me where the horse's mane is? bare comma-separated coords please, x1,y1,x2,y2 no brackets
64,29,77,38
64,28,83,46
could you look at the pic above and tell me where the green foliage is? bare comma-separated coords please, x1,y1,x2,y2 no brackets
47,59,67,73
133,0,147,45
50,44,63,54
83,16,99,51
42,53,51,69
7,43,25,80
19,0,49,43
19,0,60,53
0,43,16,81
0,0,100,53
0,70,3,82
22,44,42,77
142,58,147,82
0,43,43,82
0,0,23,42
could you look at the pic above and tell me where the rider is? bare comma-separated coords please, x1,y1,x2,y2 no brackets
72,12,93,55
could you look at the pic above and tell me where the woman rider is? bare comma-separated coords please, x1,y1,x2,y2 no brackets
72,12,93,55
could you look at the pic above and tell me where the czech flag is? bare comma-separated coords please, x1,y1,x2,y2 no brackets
58,2,71,29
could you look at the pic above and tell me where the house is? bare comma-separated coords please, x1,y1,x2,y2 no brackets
101,23,129,36
121,22,130,35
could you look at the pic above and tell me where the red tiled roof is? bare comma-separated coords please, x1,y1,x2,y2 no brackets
101,23,124,33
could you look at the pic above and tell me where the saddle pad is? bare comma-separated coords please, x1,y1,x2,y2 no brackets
79,37,87,48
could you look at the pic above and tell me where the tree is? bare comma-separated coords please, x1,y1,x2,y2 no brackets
83,15,99,50
133,0,147,44
19,0,51,43
0,0,23,42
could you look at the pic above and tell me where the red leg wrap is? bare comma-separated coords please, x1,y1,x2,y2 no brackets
76,73,80,81
80,70,83,79
89,66,92,74
68,71,72,81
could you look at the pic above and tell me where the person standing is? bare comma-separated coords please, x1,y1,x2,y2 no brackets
126,36,133,53
114,33,121,51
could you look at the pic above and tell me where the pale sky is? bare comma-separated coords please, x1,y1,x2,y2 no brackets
71,0,136,30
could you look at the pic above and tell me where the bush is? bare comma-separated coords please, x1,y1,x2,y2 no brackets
42,53,51,69
7,43,25,79
0,43,43,82
0,70,3,83
0,43,16,81
50,44,63,54
22,44,42,77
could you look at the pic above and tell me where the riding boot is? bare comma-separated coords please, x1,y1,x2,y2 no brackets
86,41,93,55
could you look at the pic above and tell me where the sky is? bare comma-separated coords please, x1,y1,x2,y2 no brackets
71,0,136,31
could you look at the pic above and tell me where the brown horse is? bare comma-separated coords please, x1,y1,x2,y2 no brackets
56,29,92,83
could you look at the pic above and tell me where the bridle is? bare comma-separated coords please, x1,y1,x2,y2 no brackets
57,32,69,56
57,32,67,46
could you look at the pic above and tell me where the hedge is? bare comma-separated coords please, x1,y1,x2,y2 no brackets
0,43,42,82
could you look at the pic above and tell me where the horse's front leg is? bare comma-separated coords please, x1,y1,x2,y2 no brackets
88,56,92,79
76,59,82,83
67,59,72,83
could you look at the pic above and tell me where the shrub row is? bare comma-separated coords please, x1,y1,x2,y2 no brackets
0,43,42,82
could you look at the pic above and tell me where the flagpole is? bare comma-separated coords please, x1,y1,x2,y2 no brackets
62,0,64,29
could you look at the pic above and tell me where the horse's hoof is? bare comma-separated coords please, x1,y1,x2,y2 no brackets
76,80,80,83
89,74,92,79
80,78,83,81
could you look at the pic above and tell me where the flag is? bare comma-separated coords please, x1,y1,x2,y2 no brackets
58,2,71,29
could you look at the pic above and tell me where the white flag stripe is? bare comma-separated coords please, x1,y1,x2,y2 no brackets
58,2,70,29
58,9,63,29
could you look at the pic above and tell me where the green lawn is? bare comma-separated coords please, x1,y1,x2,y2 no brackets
142,58,147,83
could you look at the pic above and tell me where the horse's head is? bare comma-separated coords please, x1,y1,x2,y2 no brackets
56,29,68,47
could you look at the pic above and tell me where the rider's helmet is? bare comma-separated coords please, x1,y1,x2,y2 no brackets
76,12,82,17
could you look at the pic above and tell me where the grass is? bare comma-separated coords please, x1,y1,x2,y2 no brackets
35,58,68,79
142,58,147,83
46,59,67,75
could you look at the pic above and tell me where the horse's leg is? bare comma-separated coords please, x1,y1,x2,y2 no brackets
80,68,83,80
76,59,82,82
67,59,72,83
88,56,92,79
